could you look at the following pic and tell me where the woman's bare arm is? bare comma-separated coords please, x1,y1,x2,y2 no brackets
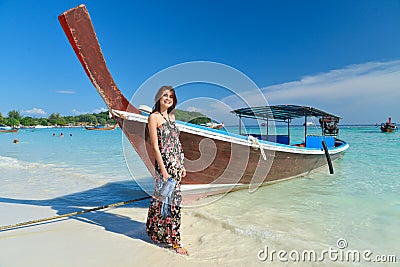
148,113,169,181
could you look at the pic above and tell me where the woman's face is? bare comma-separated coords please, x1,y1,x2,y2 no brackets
159,90,175,109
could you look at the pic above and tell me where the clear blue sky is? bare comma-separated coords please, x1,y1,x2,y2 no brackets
1,0,400,124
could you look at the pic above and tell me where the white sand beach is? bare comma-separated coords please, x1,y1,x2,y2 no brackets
0,196,362,267
0,201,266,267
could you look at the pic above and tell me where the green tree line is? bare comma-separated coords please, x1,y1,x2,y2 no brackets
0,109,210,127
0,110,116,127
174,109,211,125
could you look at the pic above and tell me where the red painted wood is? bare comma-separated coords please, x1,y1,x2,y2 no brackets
58,5,138,114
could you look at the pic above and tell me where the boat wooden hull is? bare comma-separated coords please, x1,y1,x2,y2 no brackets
0,129,18,133
381,128,397,133
59,5,349,199
85,125,117,131
121,117,346,183
380,125,397,132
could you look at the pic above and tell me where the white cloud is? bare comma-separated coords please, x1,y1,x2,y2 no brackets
92,107,108,114
261,60,400,103
221,60,400,124
22,108,46,116
71,109,81,115
72,107,108,115
186,106,200,112
56,90,76,94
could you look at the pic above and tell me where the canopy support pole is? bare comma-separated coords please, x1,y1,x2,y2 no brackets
239,115,242,135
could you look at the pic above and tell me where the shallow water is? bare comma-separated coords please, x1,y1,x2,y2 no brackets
0,126,399,265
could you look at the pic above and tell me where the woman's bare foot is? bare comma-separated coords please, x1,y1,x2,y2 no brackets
172,244,189,256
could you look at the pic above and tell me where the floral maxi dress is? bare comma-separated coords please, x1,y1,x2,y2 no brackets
146,115,185,245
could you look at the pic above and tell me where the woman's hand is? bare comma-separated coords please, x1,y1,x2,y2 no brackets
182,167,187,177
162,170,169,182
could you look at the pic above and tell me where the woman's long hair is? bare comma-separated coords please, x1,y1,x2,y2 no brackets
152,85,177,114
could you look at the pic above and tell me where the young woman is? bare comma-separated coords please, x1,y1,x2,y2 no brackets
146,85,189,255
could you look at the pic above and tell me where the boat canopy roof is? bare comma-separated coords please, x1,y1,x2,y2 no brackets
232,105,341,122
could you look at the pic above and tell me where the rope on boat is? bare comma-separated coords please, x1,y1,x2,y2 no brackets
110,109,138,121
247,135,267,160
110,109,127,120
0,196,151,232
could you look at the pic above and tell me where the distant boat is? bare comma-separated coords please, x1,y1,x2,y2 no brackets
380,117,397,132
0,125,18,133
85,125,117,131
303,121,315,127
188,116,224,130
201,122,224,130
35,125,54,129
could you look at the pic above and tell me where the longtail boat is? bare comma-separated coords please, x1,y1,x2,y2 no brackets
0,125,18,133
85,125,117,131
380,117,397,133
58,5,349,201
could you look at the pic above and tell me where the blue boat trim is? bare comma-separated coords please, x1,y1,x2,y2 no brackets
176,120,348,152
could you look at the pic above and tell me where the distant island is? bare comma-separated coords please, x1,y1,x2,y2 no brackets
0,109,211,127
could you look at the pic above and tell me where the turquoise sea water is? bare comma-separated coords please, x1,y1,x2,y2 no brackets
0,126,399,264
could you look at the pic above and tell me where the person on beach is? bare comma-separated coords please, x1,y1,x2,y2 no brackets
146,85,189,256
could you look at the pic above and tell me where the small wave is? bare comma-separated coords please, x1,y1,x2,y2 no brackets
0,155,31,170
0,155,135,200
0,155,59,170
0,155,116,184
0,155,19,163
190,210,281,242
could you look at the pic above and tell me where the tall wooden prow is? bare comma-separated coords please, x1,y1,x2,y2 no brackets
58,4,139,115
58,5,155,178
